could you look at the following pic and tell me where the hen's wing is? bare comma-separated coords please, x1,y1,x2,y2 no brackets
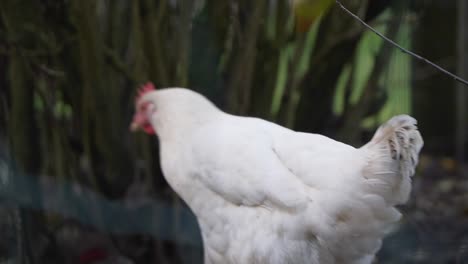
191,120,311,212
190,116,367,211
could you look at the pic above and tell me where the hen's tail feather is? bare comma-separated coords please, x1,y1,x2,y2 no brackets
361,115,423,205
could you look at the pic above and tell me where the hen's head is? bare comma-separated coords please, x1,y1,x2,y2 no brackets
130,82,158,134
130,82,219,136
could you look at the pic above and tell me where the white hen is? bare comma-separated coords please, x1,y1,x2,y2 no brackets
130,83,423,264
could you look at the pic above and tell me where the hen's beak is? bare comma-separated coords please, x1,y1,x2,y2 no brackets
130,113,143,132
129,122,140,132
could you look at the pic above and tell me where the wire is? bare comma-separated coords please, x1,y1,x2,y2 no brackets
335,0,468,86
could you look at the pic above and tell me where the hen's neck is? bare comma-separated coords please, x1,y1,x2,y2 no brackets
151,107,223,144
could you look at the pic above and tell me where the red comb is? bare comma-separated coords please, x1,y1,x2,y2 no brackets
135,82,156,102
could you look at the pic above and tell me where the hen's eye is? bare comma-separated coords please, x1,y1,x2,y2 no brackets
138,103,147,111
139,102,153,113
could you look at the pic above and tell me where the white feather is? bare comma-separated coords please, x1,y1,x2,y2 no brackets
141,88,423,264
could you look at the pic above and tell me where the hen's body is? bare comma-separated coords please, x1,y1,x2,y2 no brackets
136,88,423,264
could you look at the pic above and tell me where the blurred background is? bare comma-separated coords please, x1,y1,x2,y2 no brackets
0,0,467,263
